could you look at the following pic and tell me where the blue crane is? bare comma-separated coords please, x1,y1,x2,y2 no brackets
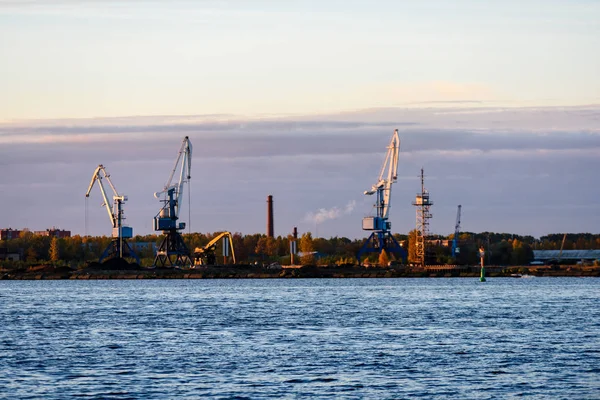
357,129,406,264
153,136,193,268
451,205,462,258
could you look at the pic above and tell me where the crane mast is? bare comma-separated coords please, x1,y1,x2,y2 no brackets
153,136,194,268
357,129,406,264
85,164,139,264
451,205,462,258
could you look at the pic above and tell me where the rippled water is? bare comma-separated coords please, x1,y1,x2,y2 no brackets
1,278,599,399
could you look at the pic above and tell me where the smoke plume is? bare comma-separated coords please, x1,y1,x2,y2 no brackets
304,200,356,224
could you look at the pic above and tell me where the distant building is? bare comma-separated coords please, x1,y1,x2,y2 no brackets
0,247,21,261
297,251,325,260
0,228,22,240
427,239,451,247
1,228,71,240
533,249,600,262
34,229,71,238
129,242,157,252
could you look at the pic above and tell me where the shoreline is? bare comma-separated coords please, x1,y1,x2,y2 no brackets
1,264,599,280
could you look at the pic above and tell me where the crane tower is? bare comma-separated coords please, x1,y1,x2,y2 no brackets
85,164,140,264
357,129,407,264
153,136,193,268
451,205,462,258
412,168,433,267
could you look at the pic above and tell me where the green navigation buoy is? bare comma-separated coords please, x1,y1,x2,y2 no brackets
479,246,486,282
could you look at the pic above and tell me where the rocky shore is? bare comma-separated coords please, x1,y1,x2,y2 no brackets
1,261,599,280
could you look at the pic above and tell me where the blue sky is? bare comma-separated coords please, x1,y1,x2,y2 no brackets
0,1,599,239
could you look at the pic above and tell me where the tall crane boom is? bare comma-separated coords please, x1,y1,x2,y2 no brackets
153,136,194,268
452,205,462,258
85,164,139,263
357,129,406,264
154,136,192,222
363,128,400,222
86,165,127,230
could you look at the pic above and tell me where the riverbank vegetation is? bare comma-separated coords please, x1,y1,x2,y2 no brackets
1,231,599,269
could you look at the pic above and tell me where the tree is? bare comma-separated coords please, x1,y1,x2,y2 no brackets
49,237,60,262
255,236,268,260
299,232,315,265
266,236,279,257
25,247,37,262
378,250,389,267
511,239,533,265
407,229,419,264
490,240,512,265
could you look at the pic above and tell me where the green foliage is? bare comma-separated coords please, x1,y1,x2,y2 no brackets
25,247,38,262
2,231,598,267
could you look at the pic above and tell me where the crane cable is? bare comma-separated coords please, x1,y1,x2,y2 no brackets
85,197,89,237
188,178,191,235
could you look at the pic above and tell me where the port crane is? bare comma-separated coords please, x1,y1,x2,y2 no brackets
153,136,193,268
85,164,140,264
451,205,462,258
357,129,406,264
193,232,236,266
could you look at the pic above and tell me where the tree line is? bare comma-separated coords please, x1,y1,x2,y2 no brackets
2,230,599,267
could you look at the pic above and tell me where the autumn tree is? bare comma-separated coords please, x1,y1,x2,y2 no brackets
49,237,60,262
266,236,279,257
407,229,419,264
299,232,315,265
378,250,389,267
253,236,266,260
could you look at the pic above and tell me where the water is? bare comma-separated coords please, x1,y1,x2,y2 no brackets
1,278,599,399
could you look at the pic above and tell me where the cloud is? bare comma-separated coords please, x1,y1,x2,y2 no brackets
304,201,356,225
0,118,413,140
1,104,600,238
0,106,599,172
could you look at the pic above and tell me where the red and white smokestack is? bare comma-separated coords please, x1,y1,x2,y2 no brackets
267,195,274,238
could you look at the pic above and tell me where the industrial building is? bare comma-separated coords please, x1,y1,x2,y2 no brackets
533,250,600,264
34,229,71,238
0,247,21,261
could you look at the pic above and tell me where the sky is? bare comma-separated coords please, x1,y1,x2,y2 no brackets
0,0,599,239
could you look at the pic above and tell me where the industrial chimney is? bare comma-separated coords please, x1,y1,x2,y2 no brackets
267,195,274,238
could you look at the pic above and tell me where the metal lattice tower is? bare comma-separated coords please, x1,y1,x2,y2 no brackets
412,168,433,267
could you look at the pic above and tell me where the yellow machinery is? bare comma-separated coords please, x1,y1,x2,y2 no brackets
193,232,236,266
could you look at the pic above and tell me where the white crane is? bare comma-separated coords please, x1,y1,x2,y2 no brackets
363,128,400,222
153,136,194,268
85,164,139,263
154,136,192,227
358,129,406,264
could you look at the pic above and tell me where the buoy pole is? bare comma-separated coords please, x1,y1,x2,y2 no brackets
479,246,486,282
